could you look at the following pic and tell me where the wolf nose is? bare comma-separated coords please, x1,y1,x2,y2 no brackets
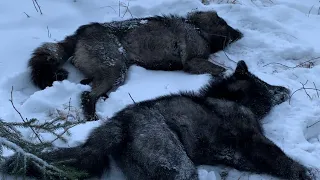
273,87,290,104
232,29,243,41
280,93,289,102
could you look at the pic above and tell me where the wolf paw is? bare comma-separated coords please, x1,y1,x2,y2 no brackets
305,168,320,180
289,166,318,180
55,68,69,81
80,78,93,85
81,91,99,121
31,67,69,89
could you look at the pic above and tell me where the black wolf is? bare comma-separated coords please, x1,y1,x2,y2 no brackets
28,10,243,120
3,61,315,180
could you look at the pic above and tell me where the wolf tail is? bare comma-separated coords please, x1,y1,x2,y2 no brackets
1,120,125,179
28,23,98,89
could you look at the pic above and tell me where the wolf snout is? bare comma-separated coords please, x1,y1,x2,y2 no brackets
273,87,291,104
229,29,243,42
279,92,289,102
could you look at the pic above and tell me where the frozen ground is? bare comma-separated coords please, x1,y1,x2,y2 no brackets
1,0,320,179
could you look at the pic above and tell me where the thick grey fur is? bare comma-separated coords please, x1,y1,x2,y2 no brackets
3,61,316,180
28,10,243,120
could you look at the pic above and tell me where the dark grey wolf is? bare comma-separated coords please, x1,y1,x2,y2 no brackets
28,10,243,121
3,61,315,180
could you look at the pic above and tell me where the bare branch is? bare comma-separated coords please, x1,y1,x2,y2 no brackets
289,86,320,104
223,51,237,64
128,93,136,104
10,86,43,144
98,5,117,13
221,32,237,64
211,60,233,70
299,80,312,100
32,0,43,15
118,0,121,17
23,12,30,18
263,56,320,69
308,5,315,17
121,1,133,18
313,82,319,98
307,120,320,128
47,26,51,38
32,0,38,13
263,62,292,68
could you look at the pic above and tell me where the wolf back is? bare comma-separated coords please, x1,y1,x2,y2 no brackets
28,10,243,120
4,61,316,180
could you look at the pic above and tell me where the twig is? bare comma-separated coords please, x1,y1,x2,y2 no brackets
223,51,237,64
211,60,233,70
68,98,72,112
32,0,38,13
128,93,136,104
9,86,43,143
262,62,292,68
23,12,30,18
118,0,121,17
307,120,320,128
273,32,297,39
46,26,51,38
263,56,320,68
222,33,237,64
121,1,133,18
299,80,312,100
98,5,117,13
308,5,315,17
250,0,258,6
289,87,320,104
49,123,79,143
313,82,319,98
32,0,43,15
237,172,246,180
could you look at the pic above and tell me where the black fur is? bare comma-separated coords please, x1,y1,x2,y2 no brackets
27,10,243,120
3,61,315,180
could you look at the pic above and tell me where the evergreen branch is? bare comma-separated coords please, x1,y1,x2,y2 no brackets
0,137,62,172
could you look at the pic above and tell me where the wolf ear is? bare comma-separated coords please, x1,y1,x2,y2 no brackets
235,60,248,75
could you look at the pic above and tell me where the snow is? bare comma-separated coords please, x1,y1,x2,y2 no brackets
1,0,320,179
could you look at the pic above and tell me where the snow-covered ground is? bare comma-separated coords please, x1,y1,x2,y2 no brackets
1,0,320,179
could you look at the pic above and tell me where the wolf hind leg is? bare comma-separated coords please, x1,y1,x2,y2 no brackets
81,79,116,121
121,125,198,180
81,67,128,121
80,78,109,99
240,134,312,180
183,57,226,77
80,77,93,85
183,57,226,76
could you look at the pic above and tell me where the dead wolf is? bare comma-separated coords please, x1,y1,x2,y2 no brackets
28,10,243,120
3,61,315,180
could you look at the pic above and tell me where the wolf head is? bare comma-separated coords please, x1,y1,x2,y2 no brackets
187,11,243,53
202,60,290,120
